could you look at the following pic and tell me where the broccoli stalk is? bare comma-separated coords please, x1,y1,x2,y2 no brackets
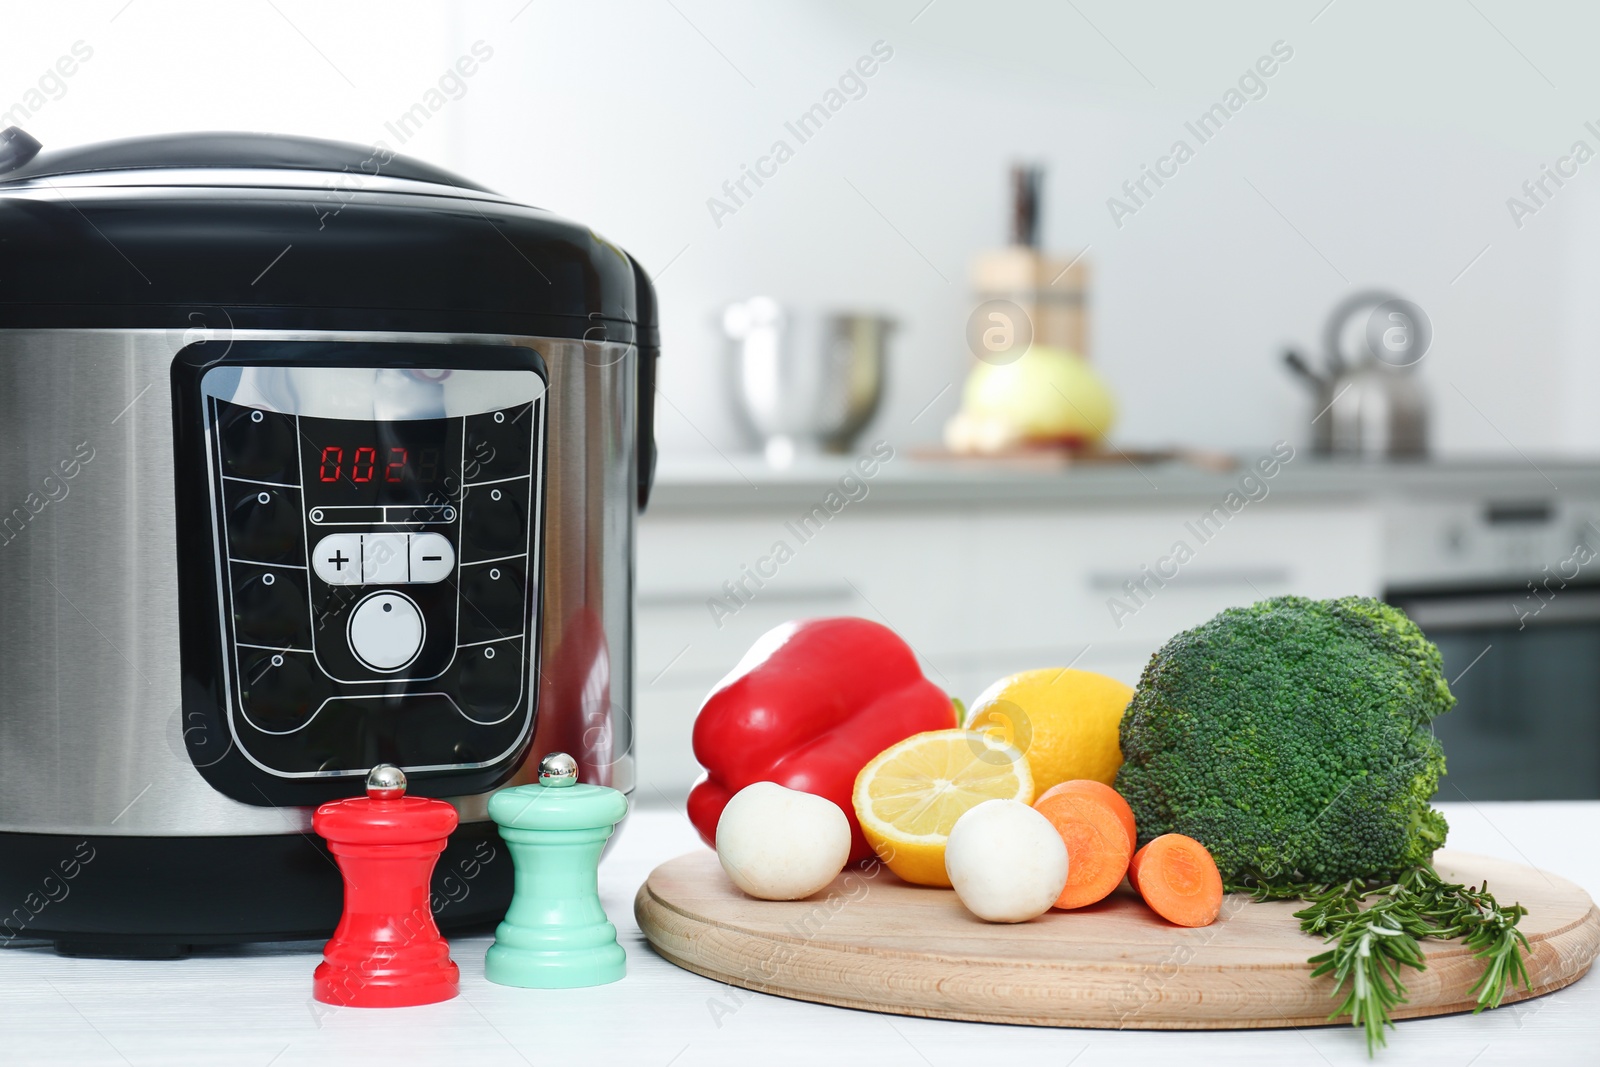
1115,595,1528,1053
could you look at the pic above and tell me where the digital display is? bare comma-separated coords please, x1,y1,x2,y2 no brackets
299,415,462,508
315,445,441,485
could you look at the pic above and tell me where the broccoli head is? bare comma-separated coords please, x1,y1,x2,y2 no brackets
1114,595,1453,886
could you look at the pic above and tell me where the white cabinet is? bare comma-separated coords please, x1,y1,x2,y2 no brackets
634,498,1381,801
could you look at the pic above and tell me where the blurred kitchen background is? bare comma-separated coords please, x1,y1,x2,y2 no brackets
11,0,1600,804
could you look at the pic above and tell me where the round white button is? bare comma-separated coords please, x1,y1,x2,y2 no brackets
347,591,425,672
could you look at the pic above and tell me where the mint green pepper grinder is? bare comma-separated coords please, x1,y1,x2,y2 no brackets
485,752,628,988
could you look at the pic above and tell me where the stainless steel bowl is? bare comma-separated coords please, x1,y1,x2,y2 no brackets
723,298,891,464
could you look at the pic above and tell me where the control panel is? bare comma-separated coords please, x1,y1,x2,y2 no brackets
199,363,546,782
1384,496,1600,591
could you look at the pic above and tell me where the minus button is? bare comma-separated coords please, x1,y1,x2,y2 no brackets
408,532,455,583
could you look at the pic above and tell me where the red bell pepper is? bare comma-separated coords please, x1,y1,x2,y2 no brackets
687,616,958,863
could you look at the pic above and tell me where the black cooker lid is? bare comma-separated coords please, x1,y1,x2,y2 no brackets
0,129,492,192
0,128,656,344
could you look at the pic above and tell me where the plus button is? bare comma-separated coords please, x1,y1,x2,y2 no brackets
311,534,364,587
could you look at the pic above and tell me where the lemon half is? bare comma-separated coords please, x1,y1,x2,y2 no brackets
853,729,1033,887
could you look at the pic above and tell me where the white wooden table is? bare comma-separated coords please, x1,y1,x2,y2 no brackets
3,801,1596,1066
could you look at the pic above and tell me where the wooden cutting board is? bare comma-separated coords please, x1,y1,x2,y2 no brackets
635,849,1600,1030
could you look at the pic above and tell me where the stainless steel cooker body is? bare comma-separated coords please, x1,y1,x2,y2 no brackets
0,328,638,837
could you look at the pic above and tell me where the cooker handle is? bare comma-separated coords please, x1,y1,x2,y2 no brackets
0,127,43,175
629,255,659,512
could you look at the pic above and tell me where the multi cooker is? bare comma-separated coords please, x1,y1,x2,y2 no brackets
0,128,656,954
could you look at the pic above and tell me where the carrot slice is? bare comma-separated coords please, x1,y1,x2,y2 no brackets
1036,780,1136,853
1033,789,1133,909
1129,833,1223,928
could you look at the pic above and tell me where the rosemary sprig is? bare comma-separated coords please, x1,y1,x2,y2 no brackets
1248,865,1530,1055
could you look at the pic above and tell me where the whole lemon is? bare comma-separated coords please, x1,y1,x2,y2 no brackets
963,668,1134,793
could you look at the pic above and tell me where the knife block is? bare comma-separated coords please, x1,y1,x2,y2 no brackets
970,246,1090,358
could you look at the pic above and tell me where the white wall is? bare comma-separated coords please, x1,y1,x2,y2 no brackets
5,0,1594,459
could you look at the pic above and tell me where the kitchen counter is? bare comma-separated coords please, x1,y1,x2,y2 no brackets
647,452,1600,512
3,800,1595,1066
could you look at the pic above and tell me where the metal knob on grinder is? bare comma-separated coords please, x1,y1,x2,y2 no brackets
538,751,579,787
366,762,407,799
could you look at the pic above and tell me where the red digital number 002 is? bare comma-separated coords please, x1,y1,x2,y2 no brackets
318,444,413,484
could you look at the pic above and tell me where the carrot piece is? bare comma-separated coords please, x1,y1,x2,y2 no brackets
1129,833,1223,928
1033,789,1133,909
1036,780,1136,853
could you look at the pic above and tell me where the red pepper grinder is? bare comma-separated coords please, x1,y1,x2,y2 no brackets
312,764,460,1008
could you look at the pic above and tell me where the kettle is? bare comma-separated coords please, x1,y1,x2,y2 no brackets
1284,289,1430,459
